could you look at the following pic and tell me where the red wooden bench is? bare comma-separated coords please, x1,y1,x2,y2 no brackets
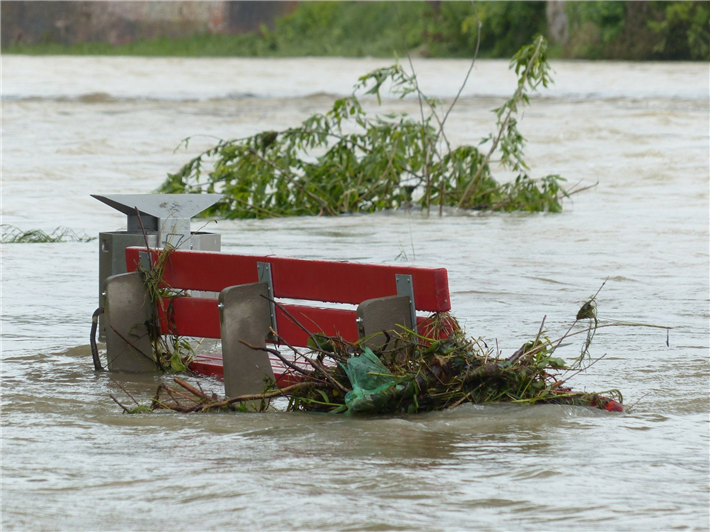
104,246,451,398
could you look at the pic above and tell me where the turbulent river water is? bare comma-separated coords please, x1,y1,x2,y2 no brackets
2,56,709,531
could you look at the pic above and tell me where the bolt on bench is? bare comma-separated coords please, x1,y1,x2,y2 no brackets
103,246,451,399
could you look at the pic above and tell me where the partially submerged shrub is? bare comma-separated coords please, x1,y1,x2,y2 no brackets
160,36,569,218
1,224,95,243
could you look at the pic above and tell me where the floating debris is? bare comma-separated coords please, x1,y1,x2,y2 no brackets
115,299,641,416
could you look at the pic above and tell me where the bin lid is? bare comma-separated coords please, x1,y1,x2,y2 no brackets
92,194,223,220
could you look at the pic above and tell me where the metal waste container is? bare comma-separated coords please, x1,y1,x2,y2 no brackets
93,193,223,339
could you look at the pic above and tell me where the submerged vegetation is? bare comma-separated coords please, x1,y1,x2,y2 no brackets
160,36,570,218
1,225,95,243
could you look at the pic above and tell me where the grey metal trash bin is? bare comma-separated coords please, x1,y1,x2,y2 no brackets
93,193,223,339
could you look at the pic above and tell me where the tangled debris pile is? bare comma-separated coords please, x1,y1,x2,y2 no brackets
114,293,636,416
286,314,624,415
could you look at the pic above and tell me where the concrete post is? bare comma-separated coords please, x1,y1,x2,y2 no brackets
356,295,413,350
104,271,157,372
219,282,276,402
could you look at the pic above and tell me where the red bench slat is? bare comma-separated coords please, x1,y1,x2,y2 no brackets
126,247,450,312
275,304,360,345
160,296,438,349
158,297,360,346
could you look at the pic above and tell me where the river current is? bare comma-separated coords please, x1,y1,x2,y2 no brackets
2,56,709,531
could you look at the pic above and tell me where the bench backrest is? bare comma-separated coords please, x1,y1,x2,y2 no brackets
125,246,450,347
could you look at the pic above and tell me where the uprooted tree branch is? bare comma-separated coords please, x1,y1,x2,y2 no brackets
159,35,577,219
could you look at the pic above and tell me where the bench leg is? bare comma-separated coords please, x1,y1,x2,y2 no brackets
219,282,276,401
356,295,413,349
104,271,157,372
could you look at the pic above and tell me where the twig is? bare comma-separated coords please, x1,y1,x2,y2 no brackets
438,0,482,138
518,320,671,365
533,315,547,348
592,278,608,300
448,391,473,409
174,377,212,400
239,340,314,378
195,381,329,412
164,385,203,405
163,386,185,404
396,5,426,131
566,321,671,336
172,134,228,154
262,296,332,356
110,379,141,405
110,394,130,413
521,316,547,364
151,385,184,411
556,353,608,387
395,5,435,216
566,180,599,196
506,315,546,364
507,345,526,364
625,392,651,411
134,206,151,253
308,357,351,394
458,35,545,207
546,279,608,358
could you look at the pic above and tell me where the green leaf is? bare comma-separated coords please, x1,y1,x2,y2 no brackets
170,350,187,373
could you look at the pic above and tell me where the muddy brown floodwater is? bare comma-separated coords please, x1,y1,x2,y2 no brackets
2,56,709,531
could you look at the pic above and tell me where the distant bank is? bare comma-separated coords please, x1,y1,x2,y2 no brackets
2,1,707,61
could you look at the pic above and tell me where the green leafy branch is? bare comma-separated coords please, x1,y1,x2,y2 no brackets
159,35,569,218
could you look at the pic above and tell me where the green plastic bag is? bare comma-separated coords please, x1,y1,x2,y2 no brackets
343,348,399,415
